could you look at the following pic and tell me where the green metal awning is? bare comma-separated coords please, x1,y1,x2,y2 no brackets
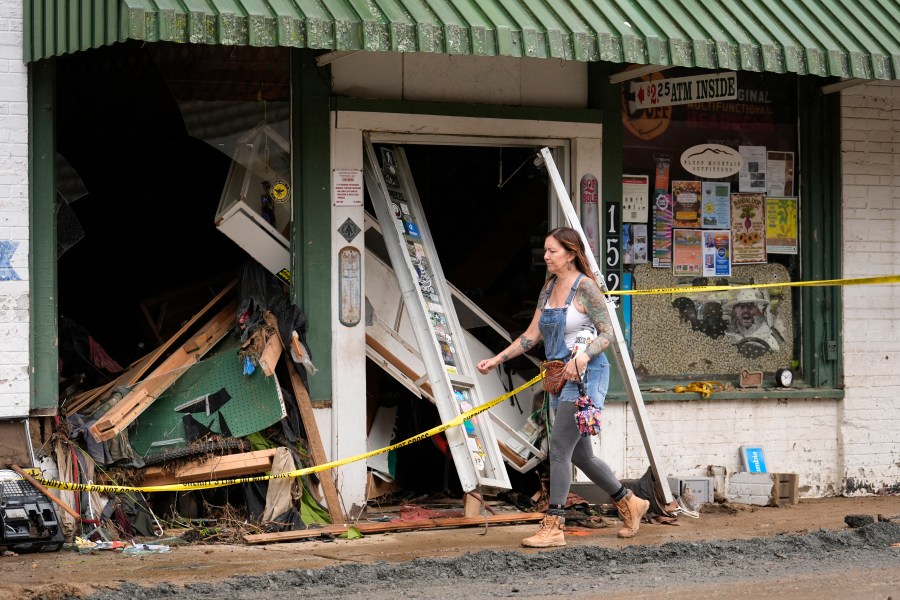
24,0,900,80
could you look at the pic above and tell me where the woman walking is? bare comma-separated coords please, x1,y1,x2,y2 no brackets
477,227,649,547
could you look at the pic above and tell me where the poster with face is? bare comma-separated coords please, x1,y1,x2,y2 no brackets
670,285,787,359
702,230,732,277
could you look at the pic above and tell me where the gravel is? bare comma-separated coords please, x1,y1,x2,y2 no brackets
82,522,900,599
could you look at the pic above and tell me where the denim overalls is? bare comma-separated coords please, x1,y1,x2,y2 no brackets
539,274,610,413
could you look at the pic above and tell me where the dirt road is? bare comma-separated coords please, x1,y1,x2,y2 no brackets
2,496,899,599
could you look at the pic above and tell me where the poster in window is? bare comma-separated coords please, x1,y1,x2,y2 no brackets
766,151,795,197
623,224,649,265
672,229,702,276
702,230,732,277
730,193,766,264
738,146,767,192
622,175,649,223
652,193,673,268
701,181,731,228
632,223,648,264
765,197,798,255
672,180,702,228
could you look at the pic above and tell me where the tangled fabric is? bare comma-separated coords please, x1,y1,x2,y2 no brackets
541,360,567,395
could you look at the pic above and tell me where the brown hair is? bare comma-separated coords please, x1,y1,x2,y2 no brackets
546,227,602,289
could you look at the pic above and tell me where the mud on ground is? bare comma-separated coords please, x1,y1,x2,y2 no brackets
2,496,899,600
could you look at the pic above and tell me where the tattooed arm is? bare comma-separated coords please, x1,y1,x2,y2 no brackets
576,278,614,356
476,285,547,374
565,278,614,378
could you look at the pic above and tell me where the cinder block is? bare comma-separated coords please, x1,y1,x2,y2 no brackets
727,472,799,506
730,494,768,506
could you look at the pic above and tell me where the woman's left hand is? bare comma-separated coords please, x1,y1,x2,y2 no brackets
565,353,588,380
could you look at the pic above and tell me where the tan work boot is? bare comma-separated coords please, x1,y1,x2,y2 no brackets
613,490,649,538
521,514,566,548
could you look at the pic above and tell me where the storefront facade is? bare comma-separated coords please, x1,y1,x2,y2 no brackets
7,2,900,512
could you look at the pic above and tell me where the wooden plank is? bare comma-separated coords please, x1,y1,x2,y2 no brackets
283,349,344,525
141,449,277,487
8,463,81,520
777,473,799,505
498,440,527,469
365,332,433,398
128,279,237,386
65,280,237,415
258,328,283,377
64,355,153,415
243,511,546,544
64,380,116,414
88,299,238,442
139,275,236,345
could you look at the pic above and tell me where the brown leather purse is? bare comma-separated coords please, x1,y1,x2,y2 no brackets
540,360,567,395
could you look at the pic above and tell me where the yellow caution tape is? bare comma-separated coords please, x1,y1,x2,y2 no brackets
673,381,724,399
36,276,897,493
604,274,900,296
36,373,545,494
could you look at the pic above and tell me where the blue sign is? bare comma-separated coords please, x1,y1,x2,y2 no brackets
742,445,767,473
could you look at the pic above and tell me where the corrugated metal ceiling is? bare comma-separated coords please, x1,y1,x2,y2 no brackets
23,0,900,80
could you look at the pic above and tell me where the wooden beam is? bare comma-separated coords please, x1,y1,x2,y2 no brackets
7,463,82,521
141,449,277,487
498,441,527,469
243,511,545,544
365,331,433,398
89,299,238,442
258,327,283,377
283,350,344,525
128,279,237,386
65,280,237,416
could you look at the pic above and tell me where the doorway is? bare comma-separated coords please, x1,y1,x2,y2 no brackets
362,142,551,499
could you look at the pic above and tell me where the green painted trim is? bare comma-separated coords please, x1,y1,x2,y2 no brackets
607,387,844,403
292,50,333,402
27,1,900,82
798,76,842,389
333,97,603,124
28,60,58,414
588,61,626,395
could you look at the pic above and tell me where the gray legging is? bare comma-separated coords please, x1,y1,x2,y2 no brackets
549,401,622,505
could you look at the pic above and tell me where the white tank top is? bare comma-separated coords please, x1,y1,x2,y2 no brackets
543,281,593,350
563,302,592,350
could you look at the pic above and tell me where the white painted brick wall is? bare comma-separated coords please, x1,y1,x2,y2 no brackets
590,398,839,499
0,0,29,417
840,80,900,496
584,82,900,501
610,398,840,498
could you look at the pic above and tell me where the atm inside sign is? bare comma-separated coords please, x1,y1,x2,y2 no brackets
630,72,737,110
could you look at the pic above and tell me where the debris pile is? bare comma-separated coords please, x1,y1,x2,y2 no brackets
22,260,342,550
